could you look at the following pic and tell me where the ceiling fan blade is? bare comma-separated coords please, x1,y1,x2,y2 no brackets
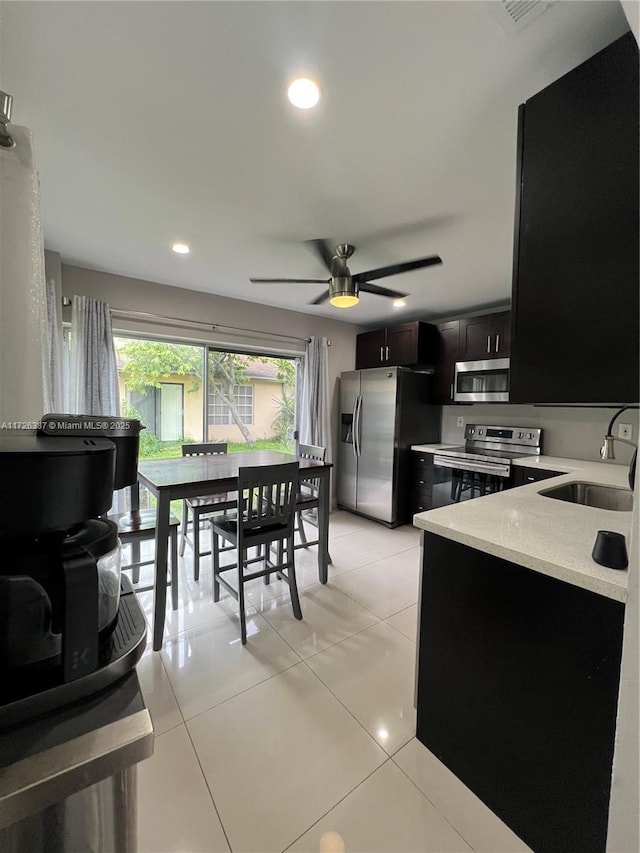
250,277,330,284
305,239,335,273
353,254,442,283
309,290,331,305
359,282,408,299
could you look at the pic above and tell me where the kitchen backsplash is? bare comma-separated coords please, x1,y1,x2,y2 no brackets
441,405,639,465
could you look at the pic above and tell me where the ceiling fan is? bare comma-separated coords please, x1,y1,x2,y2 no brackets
250,240,443,308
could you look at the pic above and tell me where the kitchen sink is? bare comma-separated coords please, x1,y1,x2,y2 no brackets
539,481,633,512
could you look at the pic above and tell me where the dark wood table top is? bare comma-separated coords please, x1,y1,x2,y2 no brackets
138,450,331,491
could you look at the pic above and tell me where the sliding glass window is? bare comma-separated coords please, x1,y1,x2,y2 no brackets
112,334,298,459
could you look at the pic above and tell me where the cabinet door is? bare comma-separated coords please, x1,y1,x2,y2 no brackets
490,312,511,358
511,467,562,487
386,322,418,366
459,316,492,361
418,533,624,853
411,451,434,513
432,321,460,404
355,329,386,370
510,33,639,403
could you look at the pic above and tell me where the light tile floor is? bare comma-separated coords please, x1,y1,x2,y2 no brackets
133,511,531,853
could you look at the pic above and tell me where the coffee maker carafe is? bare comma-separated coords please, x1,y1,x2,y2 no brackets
0,416,147,729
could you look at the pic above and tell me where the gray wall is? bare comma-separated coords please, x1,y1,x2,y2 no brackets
441,403,638,468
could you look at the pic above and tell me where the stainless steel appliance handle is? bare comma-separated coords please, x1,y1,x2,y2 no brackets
495,334,500,353
354,394,363,457
433,454,510,478
487,336,491,354
351,397,358,457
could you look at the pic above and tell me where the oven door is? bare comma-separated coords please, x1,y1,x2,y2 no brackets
454,358,510,403
432,454,510,508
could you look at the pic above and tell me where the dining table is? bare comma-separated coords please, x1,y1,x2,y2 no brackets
137,450,332,650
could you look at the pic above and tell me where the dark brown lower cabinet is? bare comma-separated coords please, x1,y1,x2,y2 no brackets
511,467,563,487
417,533,624,853
411,452,434,514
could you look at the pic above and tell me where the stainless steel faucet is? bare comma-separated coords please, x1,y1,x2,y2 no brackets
600,406,638,489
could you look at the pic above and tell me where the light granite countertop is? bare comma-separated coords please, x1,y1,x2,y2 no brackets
413,456,633,603
411,443,459,454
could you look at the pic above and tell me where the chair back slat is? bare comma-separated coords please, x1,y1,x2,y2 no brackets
182,443,228,457
298,444,326,494
239,462,298,533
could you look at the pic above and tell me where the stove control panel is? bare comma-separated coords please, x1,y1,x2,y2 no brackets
464,424,542,449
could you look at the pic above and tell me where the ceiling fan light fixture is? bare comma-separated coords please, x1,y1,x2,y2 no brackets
287,78,321,110
330,293,359,308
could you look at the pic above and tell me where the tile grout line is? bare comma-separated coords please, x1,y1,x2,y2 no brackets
182,719,234,853
280,757,395,853
390,750,480,853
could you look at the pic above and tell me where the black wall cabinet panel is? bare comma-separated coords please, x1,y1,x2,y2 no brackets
510,33,639,404
417,533,625,853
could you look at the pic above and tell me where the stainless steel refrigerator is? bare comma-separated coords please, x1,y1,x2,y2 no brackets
337,367,441,527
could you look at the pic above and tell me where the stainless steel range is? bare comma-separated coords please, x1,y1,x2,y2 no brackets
431,424,543,507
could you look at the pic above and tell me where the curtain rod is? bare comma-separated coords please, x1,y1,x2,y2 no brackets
61,298,312,344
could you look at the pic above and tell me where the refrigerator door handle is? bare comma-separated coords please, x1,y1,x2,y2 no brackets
351,396,359,456
354,394,363,457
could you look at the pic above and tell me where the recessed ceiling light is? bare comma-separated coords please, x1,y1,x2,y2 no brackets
172,243,190,255
287,78,321,110
393,299,406,308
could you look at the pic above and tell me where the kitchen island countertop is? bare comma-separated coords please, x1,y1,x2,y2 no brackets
413,457,633,602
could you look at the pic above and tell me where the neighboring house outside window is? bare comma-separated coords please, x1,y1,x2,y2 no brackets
209,384,254,425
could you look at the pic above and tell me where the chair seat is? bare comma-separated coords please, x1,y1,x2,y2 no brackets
212,516,289,547
296,491,319,508
186,492,238,509
113,508,181,536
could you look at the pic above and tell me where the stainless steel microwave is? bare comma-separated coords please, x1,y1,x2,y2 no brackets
454,358,510,403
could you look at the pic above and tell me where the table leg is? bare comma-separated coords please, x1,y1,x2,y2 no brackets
152,491,171,651
317,470,330,584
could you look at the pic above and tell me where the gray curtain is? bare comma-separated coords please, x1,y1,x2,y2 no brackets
44,279,64,412
298,337,331,461
69,295,120,416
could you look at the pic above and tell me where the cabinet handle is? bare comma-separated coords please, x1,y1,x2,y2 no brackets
385,345,389,361
495,334,500,353
450,383,453,400
526,475,535,481
487,336,491,353
380,346,384,361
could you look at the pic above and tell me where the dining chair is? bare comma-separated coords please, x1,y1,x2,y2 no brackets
210,462,302,644
295,443,332,563
179,442,238,581
110,482,180,611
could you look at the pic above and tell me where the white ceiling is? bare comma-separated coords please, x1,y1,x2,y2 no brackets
0,1,629,327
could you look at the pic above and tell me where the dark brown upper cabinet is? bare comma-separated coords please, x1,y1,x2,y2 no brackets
510,33,639,404
459,311,511,362
432,320,460,404
355,321,439,370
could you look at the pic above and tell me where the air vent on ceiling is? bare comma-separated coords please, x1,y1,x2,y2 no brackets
492,0,556,35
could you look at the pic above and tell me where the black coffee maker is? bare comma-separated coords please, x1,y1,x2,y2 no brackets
0,415,147,729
